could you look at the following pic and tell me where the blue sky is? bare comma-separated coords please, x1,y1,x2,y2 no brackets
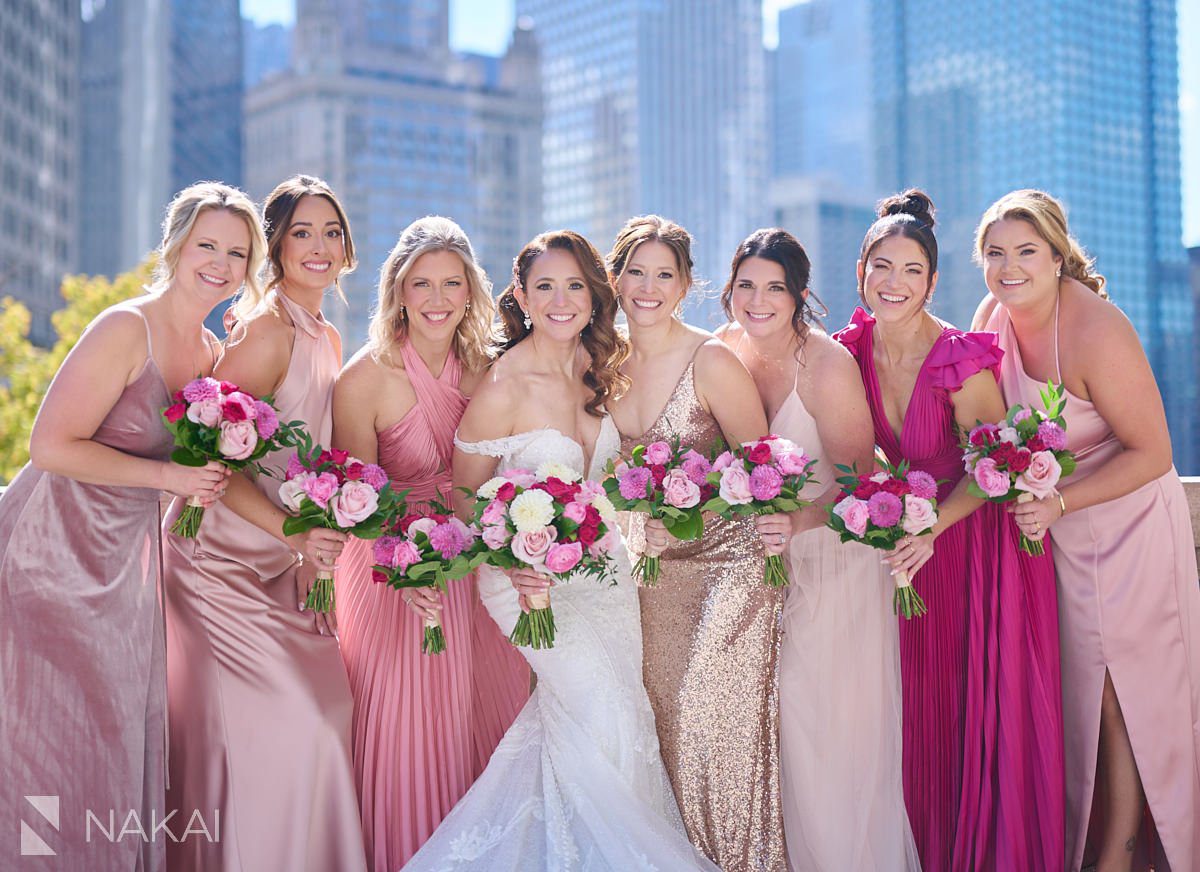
243,0,1200,247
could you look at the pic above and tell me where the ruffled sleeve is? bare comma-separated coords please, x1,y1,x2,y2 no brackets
832,307,874,360
926,329,1004,392
453,430,541,459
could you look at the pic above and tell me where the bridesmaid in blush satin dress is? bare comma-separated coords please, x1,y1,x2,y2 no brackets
0,183,256,870
162,177,366,872
332,218,528,871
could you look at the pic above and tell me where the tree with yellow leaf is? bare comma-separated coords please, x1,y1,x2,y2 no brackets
0,261,153,482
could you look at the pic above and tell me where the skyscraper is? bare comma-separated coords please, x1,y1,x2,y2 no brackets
871,0,1196,471
515,0,767,325
244,19,292,89
1,0,80,344
244,0,542,341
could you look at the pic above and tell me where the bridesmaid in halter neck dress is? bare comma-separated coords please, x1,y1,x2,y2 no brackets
718,228,920,871
0,183,252,870
976,190,1199,872
332,218,528,870
605,217,791,871
162,178,366,871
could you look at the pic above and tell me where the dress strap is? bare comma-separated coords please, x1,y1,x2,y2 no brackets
129,305,155,359
1052,293,1063,384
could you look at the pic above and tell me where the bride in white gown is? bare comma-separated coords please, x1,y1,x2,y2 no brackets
402,231,717,872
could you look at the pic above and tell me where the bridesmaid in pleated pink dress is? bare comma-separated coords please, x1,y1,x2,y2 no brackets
975,189,1200,872
0,183,253,870
333,217,529,871
162,176,367,872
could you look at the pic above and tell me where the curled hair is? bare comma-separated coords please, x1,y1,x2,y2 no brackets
606,215,695,311
497,230,631,416
858,188,939,290
974,189,1107,298
720,228,827,349
242,174,357,320
150,182,266,303
368,216,497,373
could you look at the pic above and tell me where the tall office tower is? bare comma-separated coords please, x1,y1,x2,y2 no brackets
244,19,292,89
244,0,542,341
515,0,767,325
80,0,243,280
872,0,1196,470
1,0,80,344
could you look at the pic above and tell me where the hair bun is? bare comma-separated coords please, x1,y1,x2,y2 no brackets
877,188,936,227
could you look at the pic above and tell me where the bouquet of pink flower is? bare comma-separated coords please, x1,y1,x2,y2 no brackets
467,461,620,649
371,502,487,655
825,459,939,618
700,435,817,588
162,376,303,537
603,437,711,586
962,381,1076,556
279,435,404,613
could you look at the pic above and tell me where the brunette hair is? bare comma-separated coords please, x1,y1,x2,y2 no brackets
606,215,695,309
858,189,939,293
497,230,631,416
720,228,827,347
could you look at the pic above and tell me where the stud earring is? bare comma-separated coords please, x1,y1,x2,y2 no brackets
465,301,471,311
1055,266,1062,278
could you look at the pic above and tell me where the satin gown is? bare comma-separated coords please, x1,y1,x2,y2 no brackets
0,308,170,871
335,340,529,871
770,363,920,871
618,359,786,872
162,293,366,872
991,303,1200,872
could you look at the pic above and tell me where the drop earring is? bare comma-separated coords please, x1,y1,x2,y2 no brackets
399,305,406,319
523,311,532,330
1055,266,1062,278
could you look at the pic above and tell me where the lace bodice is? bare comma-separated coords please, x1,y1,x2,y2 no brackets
455,415,621,483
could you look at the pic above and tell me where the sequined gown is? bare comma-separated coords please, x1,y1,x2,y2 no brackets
334,340,529,871
162,293,367,872
619,361,786,872
0,308,170,871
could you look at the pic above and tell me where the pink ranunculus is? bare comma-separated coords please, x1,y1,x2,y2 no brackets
511,525,557,566
372,535,402,566
643,441,672,466
1013,408,1034,424
972,457,1012,498
429,522,467,559
186,398,222,428
833,495,871,537
905,469,938,500
482,523,511,550
1037,421,1068,451
867,491,903,528
217,419,258,461
711,451,738,473
279,473,311,512
504,468,538,488
545,541,584,574
481,499,507,526
360,464,388,491
253,401,279,440
618,466,652,500
901,495,937,535
390,540,421,573
748,464,783,502
777,452,810,476
222,391,258,423
164,402,186,423
662,468,701,509
302,472,340,509
587,528,617,558
563,500,588,523
408,517,438,540
1016,450,1062,499
182,377,220,403
718,465,753,505
331,480,380,527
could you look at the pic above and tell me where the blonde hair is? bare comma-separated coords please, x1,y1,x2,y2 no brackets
975,189,1107,298
150,182,266,302
368,216,497,373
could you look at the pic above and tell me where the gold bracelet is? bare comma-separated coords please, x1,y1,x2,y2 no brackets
1056,491,1067,517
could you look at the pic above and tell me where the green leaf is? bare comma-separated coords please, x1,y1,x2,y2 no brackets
663,509,704,541
171,447,207,467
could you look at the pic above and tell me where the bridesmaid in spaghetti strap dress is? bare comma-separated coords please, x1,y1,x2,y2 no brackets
975,190,1199,872
605,217,790,871
162,176,366,871
719,229,920,870
0,183,253,870
332,217,528,870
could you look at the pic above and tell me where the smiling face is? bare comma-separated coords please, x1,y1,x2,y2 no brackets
859,235,937,324
515,247,592,341
399,249,471,343
617,240,687,327
278,195,346,294
730,256,796,340
174,208,251,304
981,217,1063,309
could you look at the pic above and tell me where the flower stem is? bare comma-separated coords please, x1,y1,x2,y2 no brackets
1018,534,1045,557
635,554,660,587
509,605,556,649
170,503,206,538
763,554,790,588
422,624,446,655
305,571,335,613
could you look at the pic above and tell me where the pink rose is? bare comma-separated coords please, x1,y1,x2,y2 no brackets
901,495,937,535
222,391,257,423
302,471,340,509
504,468,538,488
972,457,1012,498
186,398,222,428
511,526,557,566
544,541,584,574
662,468,701,509
563,500,588,523
711,451,738,473
576,480,606,504
643,441,671,465
748,464,783,502
408,517,438,540
482,524,511,550
587,528,617,558
390,540,421,573
331,480,380,527
833,495,870,537
777,452,810,476
718,465,753,505
217,419,257,461
1013,408,1034,424
1015,451,1062,499
481,499,507,526
279,472,311,512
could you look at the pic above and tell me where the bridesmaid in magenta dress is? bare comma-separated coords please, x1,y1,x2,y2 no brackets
0,183,253,870
162,176,367,872
333,217,529,871
836,189,1064,871
976,189,1199,872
